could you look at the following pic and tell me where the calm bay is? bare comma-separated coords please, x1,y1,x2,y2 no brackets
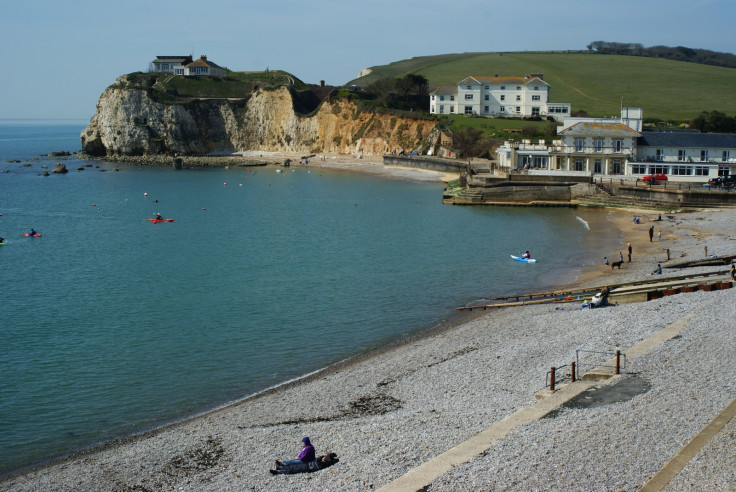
0,122,616,475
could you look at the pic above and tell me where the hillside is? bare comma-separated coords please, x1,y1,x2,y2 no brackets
349,52,736,122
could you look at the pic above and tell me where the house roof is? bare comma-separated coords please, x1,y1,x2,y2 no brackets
153,56,193,63
430,86,458,95
558,122,641,138
458,75,548,87
637,130,736,148
187,57,225,70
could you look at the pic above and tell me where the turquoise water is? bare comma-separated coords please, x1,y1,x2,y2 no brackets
0,122,613,475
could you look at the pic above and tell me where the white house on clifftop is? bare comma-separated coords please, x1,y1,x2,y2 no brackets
149,55,226,77
429,74,570,121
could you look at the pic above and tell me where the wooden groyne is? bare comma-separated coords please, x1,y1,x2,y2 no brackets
457,270,732,310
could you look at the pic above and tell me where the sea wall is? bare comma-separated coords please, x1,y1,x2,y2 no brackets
81,78,438,158
383,155,467,173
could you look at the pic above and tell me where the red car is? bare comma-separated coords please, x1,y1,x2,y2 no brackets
642,173,668,182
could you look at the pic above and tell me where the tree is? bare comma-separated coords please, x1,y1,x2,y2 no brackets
452,127,483,158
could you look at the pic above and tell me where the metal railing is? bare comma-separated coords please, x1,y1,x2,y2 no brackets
575,349,625,377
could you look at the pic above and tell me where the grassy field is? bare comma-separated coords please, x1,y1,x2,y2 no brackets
348,51,736,122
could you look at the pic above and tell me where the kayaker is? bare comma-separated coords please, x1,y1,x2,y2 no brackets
522,251,531,259
155,214,163,220
29,228,37,236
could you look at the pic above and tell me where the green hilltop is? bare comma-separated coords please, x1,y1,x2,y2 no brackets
349,51,736,122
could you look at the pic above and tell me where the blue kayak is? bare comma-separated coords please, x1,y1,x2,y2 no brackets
511,254,537,263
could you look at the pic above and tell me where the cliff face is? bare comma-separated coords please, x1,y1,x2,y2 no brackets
81,77,437,157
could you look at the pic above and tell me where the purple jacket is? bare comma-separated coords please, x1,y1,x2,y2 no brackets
297,444,316,462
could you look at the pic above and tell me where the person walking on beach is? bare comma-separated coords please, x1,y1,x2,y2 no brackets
730,262,735,281
649,226,654,242
604,257,609,266
627,243,632,262
619,251,624,263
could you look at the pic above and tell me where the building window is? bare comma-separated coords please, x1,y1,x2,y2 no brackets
484,85,489,90
575,138,584,152
431,95,435,101
532,95,541,101
516,86,521,90
613,159,622,174
484,106,489,113
723,150,731,162
650,165,667,174
532,107,540,116
516,95,521,101
464,106,473,115
438,106,443,114
465,94,473,100
672,166,692,176
694,166,708,176
575,158,584,171
534,86,539,90
632,164,647,174
678,149,686,161
594,139,604,152
439,95,444,101
500,86,505,90
450,96,454,101
594,159,602,173
484,94,489,100
533,156,548,168
500,95,505,101
701,150,709,161
432,106,436,113
500,106,505,112
614,140,623,153
656,149,664,161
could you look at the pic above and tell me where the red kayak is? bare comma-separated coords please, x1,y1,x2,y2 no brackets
23,233,42,237
147,218,174,223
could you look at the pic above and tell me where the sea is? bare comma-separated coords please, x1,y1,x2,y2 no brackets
0,120,618,476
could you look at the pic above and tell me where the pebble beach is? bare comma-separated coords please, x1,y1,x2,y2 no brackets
2,161,736,491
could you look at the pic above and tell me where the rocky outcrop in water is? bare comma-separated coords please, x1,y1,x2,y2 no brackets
81,76,438,158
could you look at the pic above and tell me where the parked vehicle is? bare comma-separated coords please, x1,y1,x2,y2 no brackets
642,173,668,183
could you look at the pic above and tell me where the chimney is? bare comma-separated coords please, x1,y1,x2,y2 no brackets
320,80,325,87
201,55,207,61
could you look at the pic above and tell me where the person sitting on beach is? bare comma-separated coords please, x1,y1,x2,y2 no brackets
652,263,662,275
276,437,315,468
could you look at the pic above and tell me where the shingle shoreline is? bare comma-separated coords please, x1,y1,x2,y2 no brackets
2,207,735,491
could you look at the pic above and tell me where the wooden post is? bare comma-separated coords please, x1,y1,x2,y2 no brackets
666,249,670,260
571,361,576,383
705,246,708,257
615,350,621,375
550,366,556,391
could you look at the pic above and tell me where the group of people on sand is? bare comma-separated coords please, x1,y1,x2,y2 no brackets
270,436,339,475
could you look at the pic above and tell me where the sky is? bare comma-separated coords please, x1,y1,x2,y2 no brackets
2,0,735,120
